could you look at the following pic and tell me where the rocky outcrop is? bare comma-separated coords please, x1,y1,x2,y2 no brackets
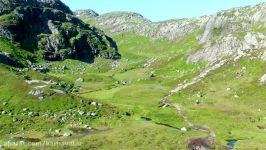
187,32,266,62
0,0,120,62
0,52,23,67
76,3,266,63
76,11,205,40
74,9,99,18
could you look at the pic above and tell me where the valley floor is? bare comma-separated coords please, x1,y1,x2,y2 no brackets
1,33,266,150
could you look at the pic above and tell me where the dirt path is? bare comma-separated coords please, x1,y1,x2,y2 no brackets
173,104,215,140
159,60,228,149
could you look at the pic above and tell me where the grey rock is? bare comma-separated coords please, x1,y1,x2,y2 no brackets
55,129,61,133
90,112,97,116
0,0,120,63
2,102,7,106
28,90,44,96
63,132,72,137
74,9,99,18
76,78,84,83
259,74,266,84
79,111,85,115
22,108,29,112
52,89,65,94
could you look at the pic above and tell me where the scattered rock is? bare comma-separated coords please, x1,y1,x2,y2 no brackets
52,89,65,95
259,74,266,84
22,108,29,112
2,102,7,106
234,95,239,98
90,112,97,117
28,90,44,96
38,97,44,100
181,127,187,132
79,111,85,115
76,78,84,83
195,100,201,105
63,132,72,137
84,125,92,129
13,118,18,122
55,129,61,134
91,101,97,106
150,71,156,78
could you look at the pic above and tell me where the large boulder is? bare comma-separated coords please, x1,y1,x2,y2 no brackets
0,0,120,62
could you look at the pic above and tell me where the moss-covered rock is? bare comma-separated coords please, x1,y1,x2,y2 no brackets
0,0,120,63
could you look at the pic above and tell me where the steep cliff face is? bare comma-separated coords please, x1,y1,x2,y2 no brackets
75,3,266,63
0,0,120,63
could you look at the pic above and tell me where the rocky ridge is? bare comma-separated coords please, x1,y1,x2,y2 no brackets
75,3,266,63
74,9,99,19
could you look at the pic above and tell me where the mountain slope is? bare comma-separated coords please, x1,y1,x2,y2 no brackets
72,3,266,150
76,3,266,63
0,0,120,66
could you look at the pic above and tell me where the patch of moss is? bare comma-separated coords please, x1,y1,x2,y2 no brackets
0,13,18,26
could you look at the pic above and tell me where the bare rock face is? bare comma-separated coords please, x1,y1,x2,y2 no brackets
76,3,266,63
187,32,266,62
188,35,240,62
0,0,120,63
74,9,99,18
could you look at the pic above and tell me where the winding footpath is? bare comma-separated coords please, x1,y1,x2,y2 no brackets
160,60,229,149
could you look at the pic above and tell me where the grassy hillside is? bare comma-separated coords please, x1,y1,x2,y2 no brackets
1,28,266,149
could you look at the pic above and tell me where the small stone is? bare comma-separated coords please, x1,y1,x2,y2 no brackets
79,111,85,115
91,102,97,106
13,118,18,122
2,102,7,106
195,100,200,105
86,112,91,116
259,74,266,84
38,97,44,100
234,95,239,98
23,108,29,112
196,92,203,98
90,112,97,116
63,132,72,137
1,111,7,115
76,78,84,82
55,129,61,133
181,127,187,132
28,112,34,117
